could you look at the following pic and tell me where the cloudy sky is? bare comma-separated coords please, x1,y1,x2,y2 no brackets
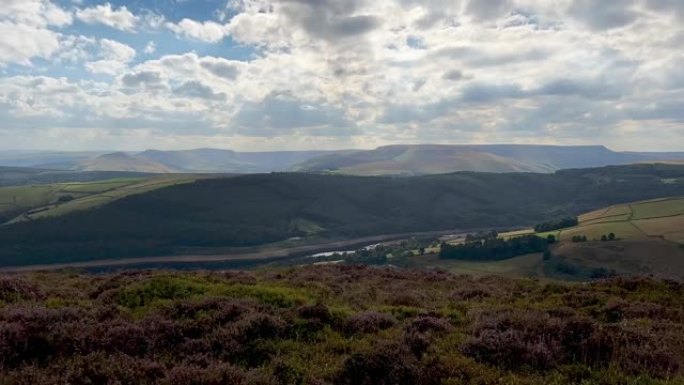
0,0,683,151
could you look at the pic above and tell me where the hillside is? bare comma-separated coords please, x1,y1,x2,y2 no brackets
488,196,684,280
0,266,683,384
291,144,684,175
0,175,203,225
0,166,156,187
0,164,682,267
137,148,333,173
79,152,176,173
0,150,105,170
2,146,682,175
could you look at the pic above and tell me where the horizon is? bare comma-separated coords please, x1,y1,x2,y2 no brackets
1,143,683,154
1,1,683,152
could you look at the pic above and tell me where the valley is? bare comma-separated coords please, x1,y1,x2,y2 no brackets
0,163,682,274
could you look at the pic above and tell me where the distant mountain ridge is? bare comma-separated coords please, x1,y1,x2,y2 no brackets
79,152,175,173
291,144,683,175
0,145,682,175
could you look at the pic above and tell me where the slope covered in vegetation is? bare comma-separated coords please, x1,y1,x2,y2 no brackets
0,164,682,267
0,265,683,384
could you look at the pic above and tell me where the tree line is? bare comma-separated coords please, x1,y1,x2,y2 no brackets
534,217,579,232
439,234,553,261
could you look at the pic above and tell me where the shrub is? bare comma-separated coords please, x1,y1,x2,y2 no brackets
343,311,396,335
165,363,247,385
335,342,418,385
0,276,43,302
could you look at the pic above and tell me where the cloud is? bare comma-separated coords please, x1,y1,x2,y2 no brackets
443,70,465,81
0,0,73,66
568,0,639,30
1,0,684,151
76,2,138,31
144,41,156,55
166,19,229,43
0,22,61,66
85,39,136,75
0,0,72,28
200,59,240,80
461,83,525,103
173,81,226,100
465,0,512,21
120,70,167,90
232,92,356,136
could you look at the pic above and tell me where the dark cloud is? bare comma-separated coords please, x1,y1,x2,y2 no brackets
280,0,381,42
121,71,167,90
465,0,512,21
200,61,239,80
626,99,684,121
537,78,624,100
379,99,454,124
569,0,639,30
644,0,684,18
173,81,226,101
461,83,524,103
435,46,548,67
233,92,356,136
443,70,465,81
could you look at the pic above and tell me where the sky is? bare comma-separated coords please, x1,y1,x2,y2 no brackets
0,0,683,152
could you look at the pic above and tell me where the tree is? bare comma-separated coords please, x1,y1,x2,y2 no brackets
547,234,556,244
608,233,616,241
601,235,608,242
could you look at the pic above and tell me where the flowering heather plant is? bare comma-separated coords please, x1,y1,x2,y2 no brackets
0,267,682,385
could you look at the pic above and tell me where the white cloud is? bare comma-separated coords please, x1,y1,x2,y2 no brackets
144,41,157,54
76,2,138,31
166,19,229,43
0,0,73,66
0,0,72,28
0,22,61,66
85,39,136,75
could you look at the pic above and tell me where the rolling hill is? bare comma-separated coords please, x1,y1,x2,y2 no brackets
136,148,332,173
0,166,157,187
78,152,176,173
0,175,206,225
2,145,682,175
495,196,684,280
0,164,682,267
291,144,684,175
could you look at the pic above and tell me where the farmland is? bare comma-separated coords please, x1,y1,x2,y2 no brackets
0,176,203,225
500,196,684,244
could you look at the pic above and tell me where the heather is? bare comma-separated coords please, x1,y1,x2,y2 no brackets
0,267,683,384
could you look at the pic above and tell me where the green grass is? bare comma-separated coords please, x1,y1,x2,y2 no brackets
630,197,684,220
1,176,201,225
516,196,684,244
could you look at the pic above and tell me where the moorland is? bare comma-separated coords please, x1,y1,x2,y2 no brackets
1,266,683,384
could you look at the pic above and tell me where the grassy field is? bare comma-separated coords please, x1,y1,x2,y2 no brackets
501,196,684,244
0,176,201,225
475,197,684,280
